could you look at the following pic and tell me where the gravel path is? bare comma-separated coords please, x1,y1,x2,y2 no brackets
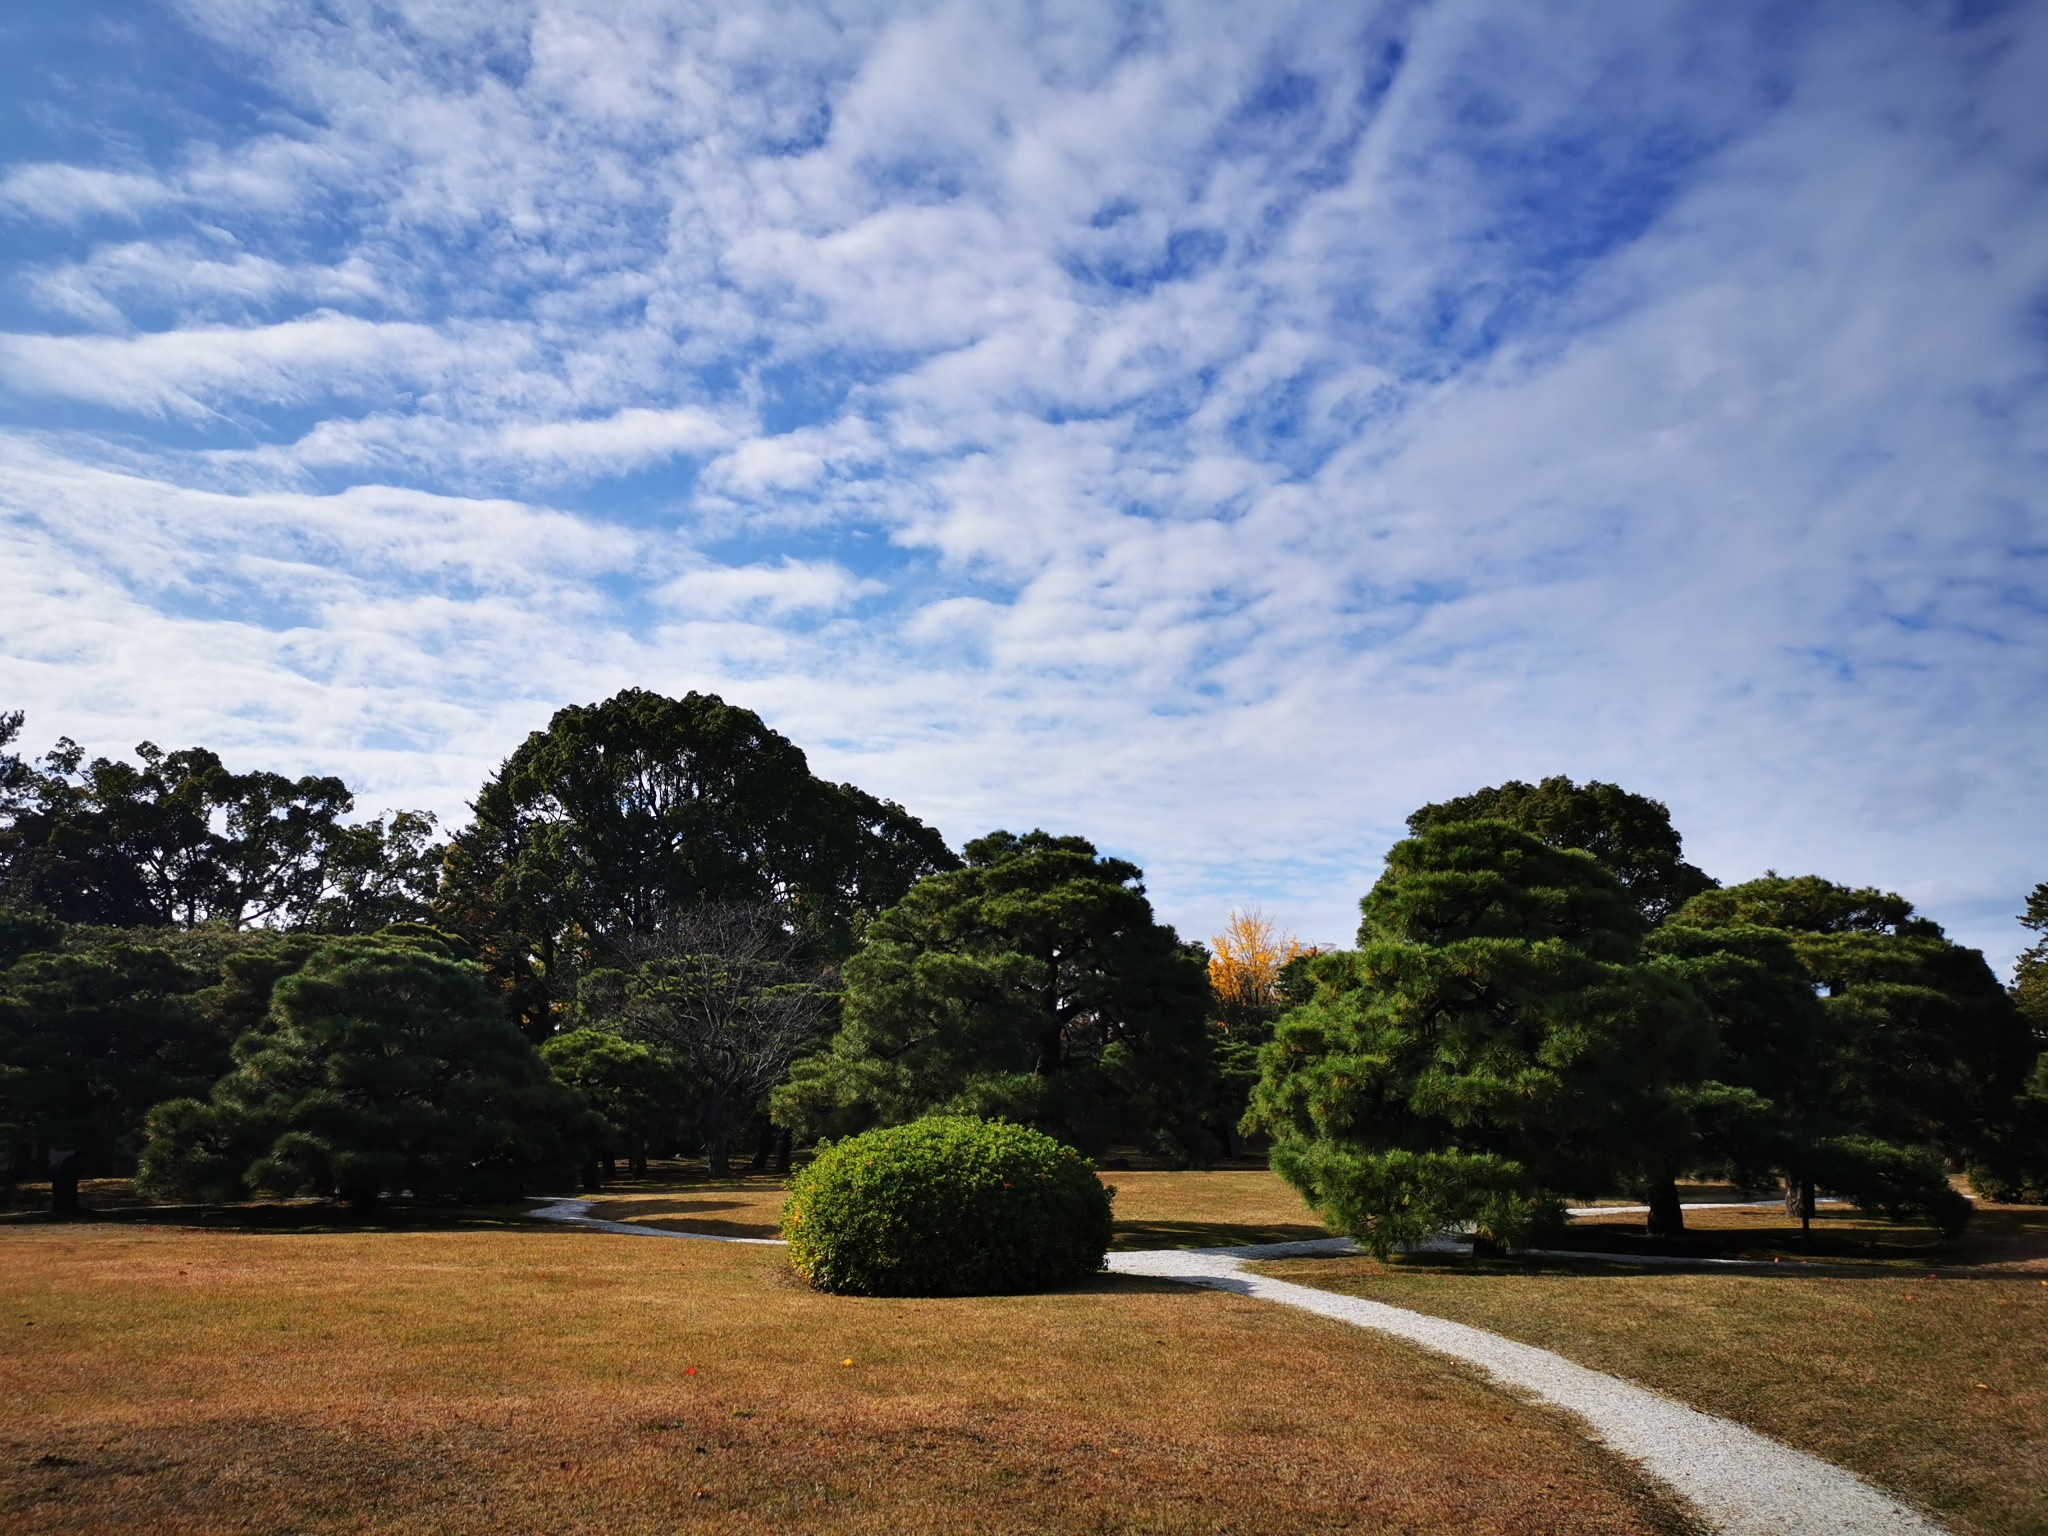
527,1196,787,1244
529,1198,1947,1536
1112,1246,1945,1536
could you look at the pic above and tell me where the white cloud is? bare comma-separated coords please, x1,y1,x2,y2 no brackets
0,0,2044,974
0,164,175,224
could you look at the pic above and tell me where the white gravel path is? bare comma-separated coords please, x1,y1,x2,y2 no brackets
529,1198,1948,1536
527,1196,787,1244
1111,1246,1946,1536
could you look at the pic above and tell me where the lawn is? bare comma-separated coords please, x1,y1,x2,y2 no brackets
0,1219,1698,1536
1256,1201,2048,1536
560,1160,1325,1251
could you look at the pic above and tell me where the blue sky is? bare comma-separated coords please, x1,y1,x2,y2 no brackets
2,1,2044,969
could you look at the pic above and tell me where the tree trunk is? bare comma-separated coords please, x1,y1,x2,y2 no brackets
773,1127,793,1176
750,1114,774,1172
580,1157,602,1192
48,1158,81,1216
603,1154,616,1178
1646,1176,1685,1238
1785,1174,1815,1231
345,1188,380,1217
630,1149,647,1177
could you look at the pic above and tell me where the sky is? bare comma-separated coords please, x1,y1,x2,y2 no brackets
1,1,2043,970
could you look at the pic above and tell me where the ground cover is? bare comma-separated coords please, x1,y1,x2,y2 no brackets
1540,1197,2048,1269
0,1221,1700,1536
1255,1206,2048,1536
546,1157,1324,1251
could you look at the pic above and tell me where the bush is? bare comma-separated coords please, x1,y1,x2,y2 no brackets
781,1116,1113,1296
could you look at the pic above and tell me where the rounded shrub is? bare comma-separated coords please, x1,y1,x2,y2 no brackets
781,1116,1114,1296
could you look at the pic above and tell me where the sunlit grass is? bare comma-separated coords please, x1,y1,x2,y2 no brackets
0,1222,1695,1536
1255,1214,2048,1536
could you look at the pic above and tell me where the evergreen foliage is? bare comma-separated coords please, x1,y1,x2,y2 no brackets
139,935,589,1210
1246,821,1713,1255
775,831,1215,1160
1407,775,1716,922
539,1027,695,1175
782,1116,1112,1296
435,689,956,1038
0,939,223,1211
1673,877,2029,1167
0,726,440,930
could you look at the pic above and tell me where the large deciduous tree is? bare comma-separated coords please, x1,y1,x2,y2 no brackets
1206,909,1313,1157
776,831,1216,1161
593,902,837,1174
0,727,441,931
1246,820,1713,1256
139,936,589,1211
1406,776,1716,923
435,690,956,1038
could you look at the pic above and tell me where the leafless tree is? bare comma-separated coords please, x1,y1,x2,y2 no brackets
615,902,836,1173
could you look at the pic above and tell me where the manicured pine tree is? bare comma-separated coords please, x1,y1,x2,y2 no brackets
776,831,1216,1162
140,935,591,1211
1246,820,1712,1256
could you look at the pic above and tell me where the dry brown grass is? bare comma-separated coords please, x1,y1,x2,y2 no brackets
1102,1166,1324,1250
0,1222,1702,1536
571,1161,1325,1250
1255,1241,2048,1536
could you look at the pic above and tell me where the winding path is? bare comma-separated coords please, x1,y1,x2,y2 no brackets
527,1198,1946,1536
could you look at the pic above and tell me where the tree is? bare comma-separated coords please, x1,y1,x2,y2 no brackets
1670,875,2027,1232
540,1028,695,1181
593,902,834,1174
0,942,224,1211
1207,909,1312,1156
1639,921,1830,1233
0,728,441,931
1407,776,1716,922
138,937,588,1211
1944,882,2046,1204
1245,820,1713,1256
435,689,956,1038
777,831,1217,1161
2012,882,2048,1035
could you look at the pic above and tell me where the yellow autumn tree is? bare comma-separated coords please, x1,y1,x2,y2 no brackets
1208,908,1310,1039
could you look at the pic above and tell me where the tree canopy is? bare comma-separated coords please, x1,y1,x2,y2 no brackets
436,689,956,1037
1246,820,1713,1255
1667,875,2031,1228
0,727,440,931
775,830,1216,1160
139,935,589,1210
0,938,225,1211
1406,775,1715,922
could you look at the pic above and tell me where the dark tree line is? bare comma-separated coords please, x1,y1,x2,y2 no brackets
3,699,2043,1233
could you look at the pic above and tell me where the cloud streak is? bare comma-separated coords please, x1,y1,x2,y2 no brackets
1,0,2044,970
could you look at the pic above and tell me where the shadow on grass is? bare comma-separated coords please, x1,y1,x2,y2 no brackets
1111,1219,1328,1251
1,1199,549,1235
1547,1202,2048,1270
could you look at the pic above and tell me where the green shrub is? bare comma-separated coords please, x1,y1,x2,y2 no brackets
781,1116,1114,1296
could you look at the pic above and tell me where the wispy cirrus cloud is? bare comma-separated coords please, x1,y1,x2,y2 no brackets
0,0,2043,967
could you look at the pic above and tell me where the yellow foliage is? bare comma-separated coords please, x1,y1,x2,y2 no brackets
1208,908,1309,1024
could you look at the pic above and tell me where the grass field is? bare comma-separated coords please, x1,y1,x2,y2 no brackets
1257,1200,2048,1536
7,1165,2044,1534
0,1219,1698,1536
562,1160,1325,1250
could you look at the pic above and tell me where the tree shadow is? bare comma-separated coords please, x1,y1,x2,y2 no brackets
1111,1219,1327,1251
